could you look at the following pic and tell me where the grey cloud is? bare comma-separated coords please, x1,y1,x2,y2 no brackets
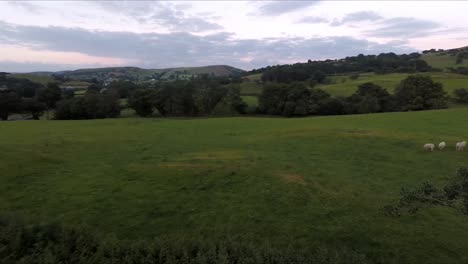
92,1,221,32
0,21,415,71
0,61,113,73
146,8,222,32
330,11,382,27
7,1,43,13
297,16,328,24
366,17,441,38
255,1,319,16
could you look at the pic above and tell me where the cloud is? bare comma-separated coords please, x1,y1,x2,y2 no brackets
145,7,222,32
297,16,328,24
0,60,118,73
6,1,43,13
365,17,442,38
254,1,320,16
92,1,221,32
0,21,415,71
330,11,382,27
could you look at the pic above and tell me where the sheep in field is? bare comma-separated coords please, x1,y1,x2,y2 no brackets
438,142,446,150
423,143,435,152
456,141,467,151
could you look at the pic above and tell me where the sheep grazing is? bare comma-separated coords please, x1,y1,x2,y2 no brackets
456,141,467,151
423,143,435,152
438,142,446,150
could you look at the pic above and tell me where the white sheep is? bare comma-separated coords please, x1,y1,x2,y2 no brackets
438,142,446,150
456,141,467,151
423,143,435,152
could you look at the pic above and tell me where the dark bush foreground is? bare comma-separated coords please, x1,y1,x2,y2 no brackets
0,214,402,264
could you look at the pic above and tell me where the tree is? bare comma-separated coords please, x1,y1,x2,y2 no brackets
394,75,447,111
282,83,310,116
454,88,468,103
128,89,155,117
22,98,46,120
86,83,102,94
38,83,62,109
258,83,289,115
0,90,21,120
347,82,395,114
54,93,120,120
308,88,331,115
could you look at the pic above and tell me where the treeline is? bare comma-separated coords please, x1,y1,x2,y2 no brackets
0,73,246,120
0,213,401,264
259,75,448,117
128,80,246,117
251,53,431,83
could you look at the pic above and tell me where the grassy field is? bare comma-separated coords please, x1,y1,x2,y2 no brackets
422,51,468,69
241,95,258,107
2,110,468,262
240,72,468,99
318,72,468,97
10,73,55,85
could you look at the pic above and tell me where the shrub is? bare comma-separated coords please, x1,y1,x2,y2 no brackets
394,75,447,111
454,88,468,103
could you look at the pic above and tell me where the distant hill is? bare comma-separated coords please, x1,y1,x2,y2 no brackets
422,46,468,69
52,65,244,82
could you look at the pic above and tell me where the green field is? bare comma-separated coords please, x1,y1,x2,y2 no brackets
2,109,468,263
241,95,258,107
318,72,468,97
10,73,55,85
422,51,468,69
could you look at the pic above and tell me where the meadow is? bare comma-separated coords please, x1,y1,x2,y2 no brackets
2,109,468,263
240,72,468,104
319,72,468,97
422,52,468,69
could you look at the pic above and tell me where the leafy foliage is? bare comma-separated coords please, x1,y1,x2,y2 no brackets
128,80,246,117
257,53,430,83
0,213,395,264
0,90,21,120
55,93,121,120
384,167,468,217
394,75,447,111
454,88,468,103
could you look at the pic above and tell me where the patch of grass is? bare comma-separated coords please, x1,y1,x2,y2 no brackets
422,52,468,69
241,95,258,107
2,110,468,263
319,72,468,97
240,81,262,95
9,73,55,85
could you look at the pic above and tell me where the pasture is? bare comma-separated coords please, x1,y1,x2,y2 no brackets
319,72,468,97
2,109,468,263
422,52,468,69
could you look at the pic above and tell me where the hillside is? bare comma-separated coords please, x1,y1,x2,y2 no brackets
319,72,468,97
54,65,244,82
2,109,468,263
422,46,468,69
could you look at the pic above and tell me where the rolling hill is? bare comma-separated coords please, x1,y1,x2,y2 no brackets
422,46,468,69
53,65,244,82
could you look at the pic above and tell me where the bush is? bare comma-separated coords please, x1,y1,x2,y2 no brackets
394,75,447,111
22,98,46,120
454,88,468,103
55,93,120,120
0,213,397,264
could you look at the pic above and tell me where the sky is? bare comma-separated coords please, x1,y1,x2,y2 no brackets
0,1,467,72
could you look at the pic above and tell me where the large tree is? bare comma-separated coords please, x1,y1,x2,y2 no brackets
394,75,447,111
38,83,62,109
0,91,21,120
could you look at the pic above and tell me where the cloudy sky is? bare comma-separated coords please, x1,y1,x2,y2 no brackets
0,1,467,72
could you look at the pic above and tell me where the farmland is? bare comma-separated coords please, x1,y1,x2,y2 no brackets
2,109,468,263
240,72,468,99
